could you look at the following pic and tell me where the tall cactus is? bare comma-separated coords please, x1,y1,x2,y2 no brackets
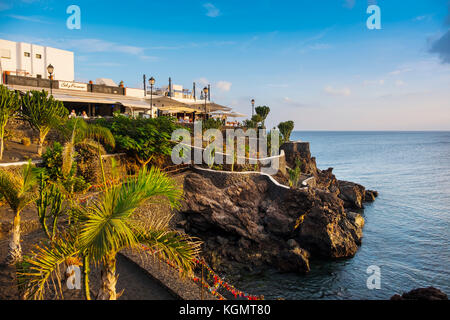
0,85,20,160
20,90,68,155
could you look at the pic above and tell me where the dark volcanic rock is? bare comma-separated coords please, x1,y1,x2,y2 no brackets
337,180,366,209
390,287,448,300
282,142,378,209
180,170,365,273
364,189,378,202
179,141,377,274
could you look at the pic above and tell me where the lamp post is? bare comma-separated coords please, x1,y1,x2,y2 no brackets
203,86,208,120
251,99,255,117
149,76,155,118
47,64,54,95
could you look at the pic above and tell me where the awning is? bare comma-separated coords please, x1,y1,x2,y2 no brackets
114,98,151,109
212,111,247,118
52,93,116,104
208,102,232,112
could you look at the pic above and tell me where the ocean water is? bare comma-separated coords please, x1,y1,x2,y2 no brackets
232,131,450,300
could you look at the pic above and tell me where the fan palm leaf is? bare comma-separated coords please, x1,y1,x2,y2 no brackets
0,161,38,263
136,230,201,274
17,233,80,300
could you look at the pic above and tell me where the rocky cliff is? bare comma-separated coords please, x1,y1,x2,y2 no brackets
178,141,377,274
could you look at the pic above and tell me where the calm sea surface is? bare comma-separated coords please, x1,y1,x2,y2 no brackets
231,131,450,300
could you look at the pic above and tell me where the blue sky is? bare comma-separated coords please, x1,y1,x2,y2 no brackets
0,0,449,130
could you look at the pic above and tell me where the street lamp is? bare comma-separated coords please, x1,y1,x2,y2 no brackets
47,64,54,95
203,86,209,120
149,76,155,118
251,99,255,117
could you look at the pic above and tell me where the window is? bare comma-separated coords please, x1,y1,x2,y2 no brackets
1,49,11,59
36,74,42,79
24,52,30,57
35,54,42,59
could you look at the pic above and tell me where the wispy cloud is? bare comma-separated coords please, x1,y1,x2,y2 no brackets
324,85,351,97
8,14,50,24
267,83,289,88
282,97,312,108
300,42,332,54
196,77,209,86
56,38,155,60
363,79,384,86
65,39,144,55
215,81,232,92
203,3,220,18
413,15,432,22
149,40,235,51
389,68,412,75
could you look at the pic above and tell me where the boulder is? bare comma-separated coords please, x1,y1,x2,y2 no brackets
338,180,366,209
277,247,310,273
364,189,378,202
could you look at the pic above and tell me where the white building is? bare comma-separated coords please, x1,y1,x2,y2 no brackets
1,39,232,119
0,39,74,83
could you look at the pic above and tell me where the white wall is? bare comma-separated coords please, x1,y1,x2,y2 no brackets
0,39,74,81
31,44,45,78
125,87,145,98
0,39,17,82
44,46,74,81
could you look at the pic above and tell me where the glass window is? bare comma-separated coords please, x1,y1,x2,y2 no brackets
24,52,30,57
36,54,42,59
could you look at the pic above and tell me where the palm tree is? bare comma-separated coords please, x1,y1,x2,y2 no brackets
17,167,201,300
20,90,68,156
0,85,20,160
0,162,38,264
61,118,115,180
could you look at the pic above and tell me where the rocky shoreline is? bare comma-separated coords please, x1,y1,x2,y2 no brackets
177,141,378,274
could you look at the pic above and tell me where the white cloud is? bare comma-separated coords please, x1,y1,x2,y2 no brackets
299,43,332,54
363,79,385,86
58,38,152,59
395,80,405,86
203,3,220,18
267,83,289,88
8,14,50,24
196,77,209,86
413,15,432,22
389,68,412,75
215,81,232,92
283,97,312,108
324,85,351,97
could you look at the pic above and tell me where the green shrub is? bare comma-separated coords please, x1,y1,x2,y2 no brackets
202,118,223,131
288,159,302,188
42,142,64,180
96,115,180,168
278,120,295,143
41,142,90,192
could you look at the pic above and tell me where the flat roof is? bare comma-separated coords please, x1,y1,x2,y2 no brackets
6,84,233,113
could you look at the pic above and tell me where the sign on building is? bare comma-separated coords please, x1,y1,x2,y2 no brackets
59,80,87,91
